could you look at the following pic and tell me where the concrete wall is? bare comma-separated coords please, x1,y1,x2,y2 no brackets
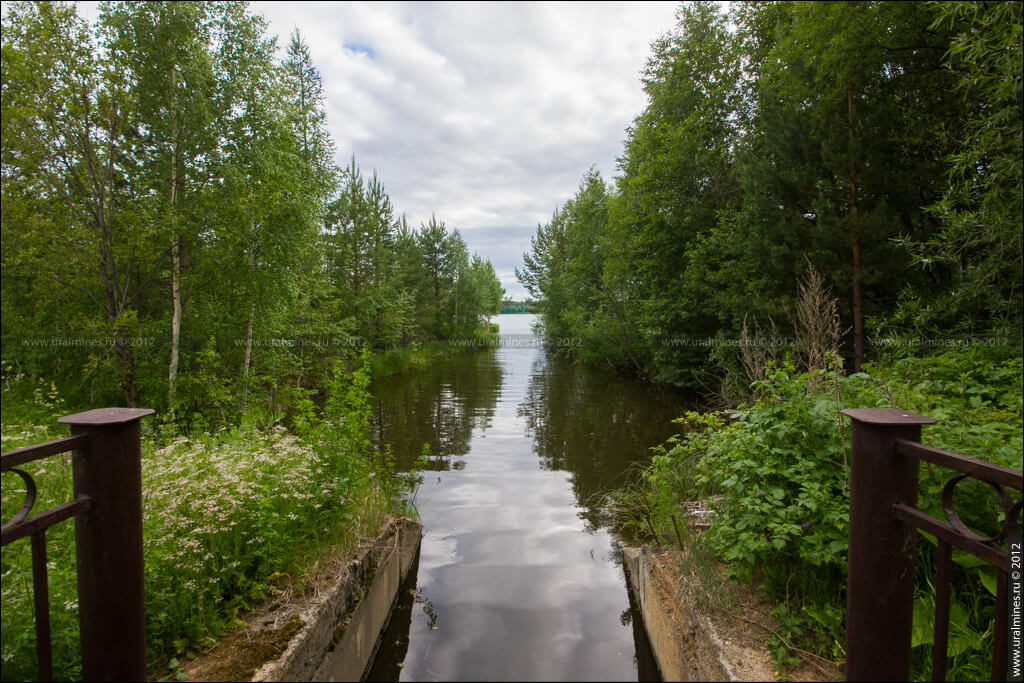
623,546,776,682
254,517,422,682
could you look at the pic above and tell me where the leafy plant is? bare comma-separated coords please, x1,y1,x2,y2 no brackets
1,356,413,681
637,349,1021,677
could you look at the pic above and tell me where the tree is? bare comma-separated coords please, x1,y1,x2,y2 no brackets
441,229,469,335
362,171,402,346
518,204,574,343
281,27,337,217
393,214,427,344
899,1,1023,335
518,0,991,386
733,0,963,369
468,256,505,325
416,215,449,336
101,1,223,412
208,10,319,413
2,1,152,405
610,0,745,382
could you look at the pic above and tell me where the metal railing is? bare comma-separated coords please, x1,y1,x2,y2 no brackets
842,408,1022,682
1,407,153,682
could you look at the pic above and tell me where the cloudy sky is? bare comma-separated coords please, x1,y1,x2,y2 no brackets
255,1,684,299
74,1,682,299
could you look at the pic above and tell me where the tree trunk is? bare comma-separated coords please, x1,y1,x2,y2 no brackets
167,61,185,415
242,302,254,412
89,119,140,407
352,231,360,297
169,234,181,411
852,237,864,371
242,216,256,413
122,349,139,407
168,148,182,413
100,205,139,407
847,87,864,372
352,229,361,339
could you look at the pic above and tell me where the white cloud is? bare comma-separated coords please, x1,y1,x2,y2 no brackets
249,3,681,298
68,0,681,298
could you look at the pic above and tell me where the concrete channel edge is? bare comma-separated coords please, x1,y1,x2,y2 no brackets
623,545,778,682
254,516,422,682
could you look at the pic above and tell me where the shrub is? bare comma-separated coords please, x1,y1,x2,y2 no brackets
643,350,1022,676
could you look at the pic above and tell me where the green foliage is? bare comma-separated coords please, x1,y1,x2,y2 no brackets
908,551,994,682
0,370,78,681
640,350,1021,675
1,1,503,429
0,357,415,680
898,1,1023,335
518,168,651,375
518,0,1022,384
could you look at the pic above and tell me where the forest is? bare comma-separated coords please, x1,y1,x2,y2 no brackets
1,1,505,428
519,0,1022,389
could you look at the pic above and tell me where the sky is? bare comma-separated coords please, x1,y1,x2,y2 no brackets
69,1,683,299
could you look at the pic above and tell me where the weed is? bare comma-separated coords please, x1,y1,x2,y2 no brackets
1,357,414,681
632,349,1020,679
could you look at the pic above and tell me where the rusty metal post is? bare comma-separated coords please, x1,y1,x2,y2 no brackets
59,408,154,682
841,408,935,681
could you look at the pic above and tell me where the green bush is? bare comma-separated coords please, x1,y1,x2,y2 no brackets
644,350,1022,677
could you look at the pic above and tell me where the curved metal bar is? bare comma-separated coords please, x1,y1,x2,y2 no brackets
940,473,1016,543
1,468,38,533
1006,499,1022,539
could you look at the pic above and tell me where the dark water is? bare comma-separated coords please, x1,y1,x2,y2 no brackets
367,315,694,682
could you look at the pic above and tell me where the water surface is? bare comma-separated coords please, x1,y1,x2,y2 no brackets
368,315,693,681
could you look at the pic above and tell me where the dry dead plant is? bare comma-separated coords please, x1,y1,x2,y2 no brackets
793,260,844,386
739,314,784,386
715,314,785,405
792,260,851,484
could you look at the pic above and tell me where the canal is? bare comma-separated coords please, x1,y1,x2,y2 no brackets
366,314,694,681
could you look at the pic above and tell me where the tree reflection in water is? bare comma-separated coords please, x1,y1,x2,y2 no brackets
366,318,697,681
370,351,503,471
519,353,695,531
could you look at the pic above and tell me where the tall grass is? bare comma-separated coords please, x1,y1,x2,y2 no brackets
365,326,500,379
1,358,414,681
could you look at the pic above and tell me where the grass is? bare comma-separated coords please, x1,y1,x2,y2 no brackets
1,364,415,681
365,341,457,377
